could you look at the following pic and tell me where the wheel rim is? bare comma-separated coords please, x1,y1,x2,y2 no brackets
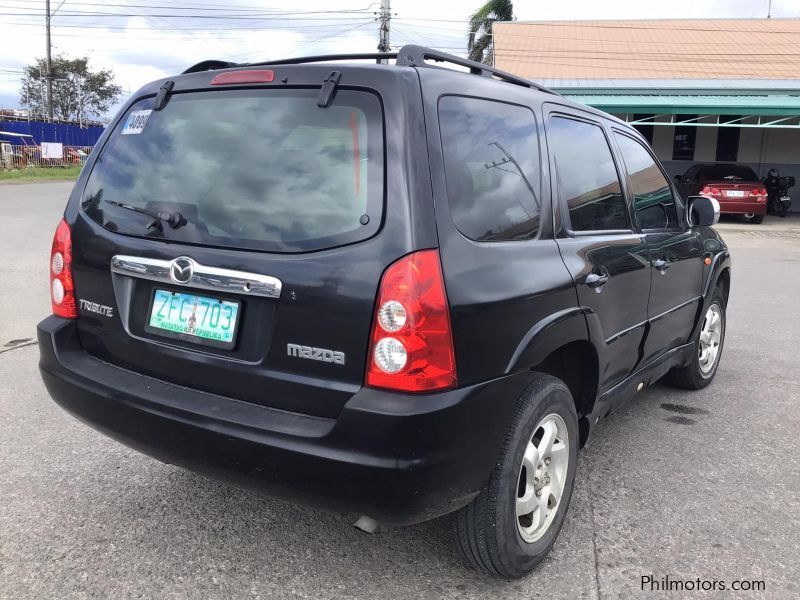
515,413,569,543
698,303,724,376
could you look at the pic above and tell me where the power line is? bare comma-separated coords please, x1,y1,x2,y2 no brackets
0,6,378,19
154,19,378,71
6,0,376,13
5,18,374,32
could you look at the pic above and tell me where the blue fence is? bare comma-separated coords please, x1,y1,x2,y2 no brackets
0,120,105,146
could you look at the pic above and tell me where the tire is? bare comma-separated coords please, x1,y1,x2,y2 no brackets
749,214,764,224
668,286,726,390
452,373,579,578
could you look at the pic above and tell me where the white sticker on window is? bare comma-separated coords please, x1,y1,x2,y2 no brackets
121,109,153,135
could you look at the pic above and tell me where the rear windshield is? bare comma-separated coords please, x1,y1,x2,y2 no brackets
82,88,383,253
698,166,758,182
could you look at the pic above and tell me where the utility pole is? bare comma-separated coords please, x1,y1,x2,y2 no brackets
76,78,81,128
377,0,391,62
38,67,45,120
45,0,53,122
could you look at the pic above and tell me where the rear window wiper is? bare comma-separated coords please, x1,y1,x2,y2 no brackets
103,199,185,230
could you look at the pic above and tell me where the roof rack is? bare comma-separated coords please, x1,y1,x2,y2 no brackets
181,44,558,95
395,45,558,95
248,52,398,67
183,53,397,74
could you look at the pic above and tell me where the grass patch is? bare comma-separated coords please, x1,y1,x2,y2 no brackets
0,165,83,183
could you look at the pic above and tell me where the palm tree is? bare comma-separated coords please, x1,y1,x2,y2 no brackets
467,0,514,65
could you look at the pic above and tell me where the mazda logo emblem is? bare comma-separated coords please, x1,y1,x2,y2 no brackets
169,257,194,284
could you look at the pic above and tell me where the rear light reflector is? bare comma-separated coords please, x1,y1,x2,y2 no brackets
50,218,77,318
366,250,457,392
211,70,275,85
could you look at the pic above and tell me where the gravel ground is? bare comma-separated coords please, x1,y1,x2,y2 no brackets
1,183,799,599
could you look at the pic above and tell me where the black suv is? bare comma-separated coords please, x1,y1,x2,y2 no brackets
38,46,730,578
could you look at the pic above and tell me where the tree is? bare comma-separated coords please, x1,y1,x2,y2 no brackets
467,0,514,65
18,55,122,123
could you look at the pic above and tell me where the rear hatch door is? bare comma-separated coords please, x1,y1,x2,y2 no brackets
67,66,431,418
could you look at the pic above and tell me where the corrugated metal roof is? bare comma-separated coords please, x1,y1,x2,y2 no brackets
540,79,800,92
493,19,800,81
562,94,800,116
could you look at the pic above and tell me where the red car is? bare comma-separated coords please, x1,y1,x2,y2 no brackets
676,164,767,223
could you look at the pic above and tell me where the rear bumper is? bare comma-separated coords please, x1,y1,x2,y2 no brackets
38,316,529,525
718,199,767,215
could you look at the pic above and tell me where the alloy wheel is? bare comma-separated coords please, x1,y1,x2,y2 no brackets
698,302,724,375
515,413,569,543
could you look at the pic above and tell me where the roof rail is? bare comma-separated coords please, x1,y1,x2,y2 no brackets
183,60,239,74
395,45,558,95
180,45,557,95
247,52,397,67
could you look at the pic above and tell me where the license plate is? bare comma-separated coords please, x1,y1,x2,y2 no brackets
147,289,239,347
726,190,745,197
780,196,791,203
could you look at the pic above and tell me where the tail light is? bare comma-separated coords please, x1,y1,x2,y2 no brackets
702,185,721,196
750,187,767,200
50,218,77,318
366,250,456,392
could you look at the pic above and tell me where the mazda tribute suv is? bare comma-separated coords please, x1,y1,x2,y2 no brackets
38,46,730,578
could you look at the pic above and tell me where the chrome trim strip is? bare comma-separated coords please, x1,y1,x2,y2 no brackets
649,296,702,323
110,255,282,299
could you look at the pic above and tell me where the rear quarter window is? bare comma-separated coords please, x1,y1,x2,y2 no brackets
82,88,383,253
438,96,541,242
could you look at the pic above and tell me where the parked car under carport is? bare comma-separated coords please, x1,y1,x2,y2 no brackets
675,164,768,223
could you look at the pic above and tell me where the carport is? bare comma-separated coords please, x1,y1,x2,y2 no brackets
562,84,800,209
492,18,800,212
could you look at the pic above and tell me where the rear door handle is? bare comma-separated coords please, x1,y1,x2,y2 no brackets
653,258,671,273
585,272,609,289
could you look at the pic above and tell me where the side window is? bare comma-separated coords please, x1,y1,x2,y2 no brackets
614,133,679,230
548,116,628,232
438,96,541,242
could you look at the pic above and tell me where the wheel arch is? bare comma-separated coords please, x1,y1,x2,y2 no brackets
716,266,731,304
692,252,732,340
531,340,598,448
505,309,601,448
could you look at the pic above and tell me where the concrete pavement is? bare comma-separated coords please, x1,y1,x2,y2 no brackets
1,182,798,599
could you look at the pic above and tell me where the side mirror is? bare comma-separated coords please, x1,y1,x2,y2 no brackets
688,195,720,227
674,175,683,184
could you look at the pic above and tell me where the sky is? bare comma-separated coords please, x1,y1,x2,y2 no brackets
1,0,799,118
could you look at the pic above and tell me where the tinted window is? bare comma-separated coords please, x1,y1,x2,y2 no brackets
682,165,701,181
632,113,654,144
698,165,758,181
438,96,541,241
715,116,741,162
82,89,383,253
672,115,697,161
548,117,627,231
614,133,679,230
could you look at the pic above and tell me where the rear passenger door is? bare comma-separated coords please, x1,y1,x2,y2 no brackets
612,131,703,364
545,109,651,393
